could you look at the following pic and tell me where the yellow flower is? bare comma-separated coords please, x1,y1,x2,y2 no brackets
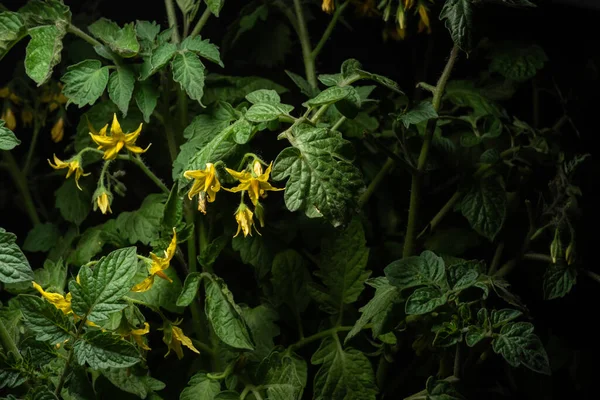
51,117,65,143
1,107,16,131
21,108,33,127
32,282,72,315
96,192,112,214
417,4,431,34
234,203,256,238
48,154,90,191
164,323,199,359
89,113,149,160
126,322,151,350
322,0,335,13
131,229,177,293
183,163,221,214
225,161,283,206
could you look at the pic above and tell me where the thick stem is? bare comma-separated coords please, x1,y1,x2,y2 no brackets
22,119,41,176
117,155,169,194
453,342,462,379
2,152,41,225
311,1,348,60
164,0,181,43
0,318,21,362
417,190,462,238
403,45,460,258
292,0,317,89
67,24,102,47
190,7,212,37
288,326,353,352
358,157,395,207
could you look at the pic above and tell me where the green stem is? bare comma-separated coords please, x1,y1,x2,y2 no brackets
191,338,215,356
522,253,552,263
331,115,346,131
184,203,197,272
190,7,212,37
54,346,74,395
22,119,41,176
311,1,348,60
164,0,181,43
358,157,395,207
0,318,21,362
403,45,460,258
292,0,317,89
67,24,102,47
117,154,169,194
2,152,40,225
453,342,462,379
417,190,462,239
310,105,329,123
288,326,353,352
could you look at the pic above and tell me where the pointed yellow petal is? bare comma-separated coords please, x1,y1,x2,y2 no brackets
172,326,200,354
110,113,123,135
131,275,156,292
124,123,143,144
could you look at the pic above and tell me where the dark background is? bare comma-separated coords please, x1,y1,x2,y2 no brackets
1,0,600,399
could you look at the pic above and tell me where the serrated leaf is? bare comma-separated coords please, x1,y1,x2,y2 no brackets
271,124,364,226
140,42,178,80
0,229,34,283
61,59,109,107
18,295,74,345
25,25,64,86
384,250,446,290
446,261,479,291
204,274,255,350
23,223,60,253
0,12,27,61
204,0,224,16
306,86,354,107
458,177,506,241
108,66,135,116
492,322,550,375
405,286,447,315
245,103,293,122
102,368,165,398
134,79,159,123
285,70,317,98
543,262,576,300
18,0,71,28
89,19,139,58
242,305,280,361
135,20,160,43
440,0,472,52
0,120,20,150
69,247,137,323
176,272,203,307
181,36,223,67
490,43,547,82
74,330,140,369
397,101,438,128
172,51,206,105
116,194,166,245
258,350,307,400
490,308,522,328
311,337,377,400
271,249,311,313
180,372,220,400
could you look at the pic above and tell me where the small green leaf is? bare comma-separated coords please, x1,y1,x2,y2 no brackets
405,286,447,315
306,86,353,107
180,372,221,400
384,250,446,290
543,262,576,300
446,261,480,291
140,42,178,80
116,194,166,245
61,59,110,107
23,223,60,253
134,79,159,122
135,20,160,43
204,0,224,17
465,327,486,347
88,18,120,42
0,120,20,150
19,295,74,345
181,36,223,67
285,70,317,98
490,309,522,328
242,305,280,361
492,322,550,375
311,337,377,400
246,89,281,104
271,249,311,313
198,235,229,270
74,330,140,369
176,272,203,307
246,103,293,122
102,368,165,398
0,229,34,283
69,247,137,323
0,12,28,61
108,66,135,116
172,51,206,105
89,19,139,58
440,0,473,52
458,177,507,241
318,73,342,87
25,25,64,86
204,274,255,351
397,101,438,128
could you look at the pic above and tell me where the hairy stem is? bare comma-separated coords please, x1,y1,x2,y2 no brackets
190,7,212,37
164,0,181,43
312,1,348,59
292,0,317,89
117,154,169,194
67,24,102,47
288,326,353,352
2,152,41,225
0,318,21,362
403,45,460,258
358,157,396,207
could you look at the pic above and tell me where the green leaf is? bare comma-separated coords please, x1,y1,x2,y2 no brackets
135,20,160,43
108,66,135,116
490,43,547,82
198,236,229,270
346,277,401,343
309,219,371,314
445,80,502,117
88,18,120,42
543,262,576,300
140,42,178,80
204,0,224,17
28,386,59,400
172,51,206,105
405,286,447,315
55,177,92,226
271,249,311,313
89,19,139,58
242,305,280,361
0,120,20,150
33,259,67,293
458,177,507,241
465,327,486,347
18,295,74,345
116,194,166,245
439,0,472,52
176,272,203,307
180,372,221,400
271,124,364,226
18,0,71,28
490,309,522,328
134,79,159,123
0,229,34,283
258,350,307,400
25,25,64,86
245,103,293,122
130,266,183,314
384,250,446,290
68,221,123,266
102,368,165,398
246,89,281,104
204,274,255,351
306,86,354,107
181,36,224,67
492,322,550,375
0,12,27,61
397,101,438,128
311,337,377,400
162,183,183,230
285,70,317,98
23,223,60,253
69,247,137,323
446,261,480,291
61,59,110,107
74,330,140,369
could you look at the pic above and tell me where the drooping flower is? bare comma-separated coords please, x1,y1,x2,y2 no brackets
124,322,151,350
131,229,177,293
1,107,16,131
51,117,65,143
234,203,256,238
164,322,199,359
95,190,112,214
183,163,221,213
417,3,431,33
322,0,335,13
89,114,149,160
32,282,72,315
48,154,90,190
225,161,283,206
